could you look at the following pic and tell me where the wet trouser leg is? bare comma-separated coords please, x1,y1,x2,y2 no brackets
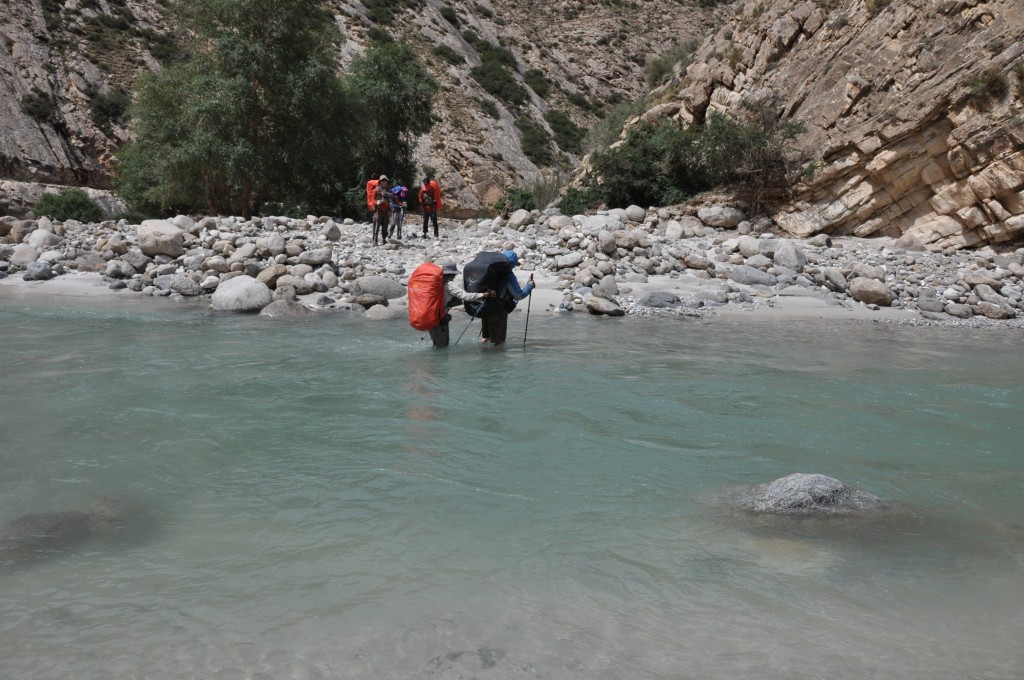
429,315,451,348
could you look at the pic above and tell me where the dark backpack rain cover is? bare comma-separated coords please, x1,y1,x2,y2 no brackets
463,252,513,318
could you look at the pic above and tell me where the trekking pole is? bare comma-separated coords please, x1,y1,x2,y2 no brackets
454,298,485,347
522,275,534,349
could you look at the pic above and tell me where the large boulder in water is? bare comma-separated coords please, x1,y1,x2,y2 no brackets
736,473,882,515
210,275,272,312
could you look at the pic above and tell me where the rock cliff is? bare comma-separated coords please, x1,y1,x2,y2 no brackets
0,0,717,215
651,0,1024,251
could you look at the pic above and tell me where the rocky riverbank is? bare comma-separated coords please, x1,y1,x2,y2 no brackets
2,205,1024,328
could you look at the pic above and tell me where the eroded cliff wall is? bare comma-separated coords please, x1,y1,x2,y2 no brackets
655,0,1024,251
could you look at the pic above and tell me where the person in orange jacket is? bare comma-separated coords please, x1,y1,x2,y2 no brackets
419,175,442,239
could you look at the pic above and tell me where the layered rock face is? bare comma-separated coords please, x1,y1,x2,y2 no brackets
655,0,1024,251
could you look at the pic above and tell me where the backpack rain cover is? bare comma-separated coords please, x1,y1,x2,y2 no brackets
408,262,446,331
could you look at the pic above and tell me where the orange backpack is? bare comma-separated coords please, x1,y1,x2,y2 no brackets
366,179,379,211
408,262,446,331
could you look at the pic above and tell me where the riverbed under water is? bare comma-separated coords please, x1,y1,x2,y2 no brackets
0,295,1021,679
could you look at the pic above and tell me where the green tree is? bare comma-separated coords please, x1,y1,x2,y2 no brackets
588,119,702,208
349,42,437,184
117,0,359,218
696,100,806,211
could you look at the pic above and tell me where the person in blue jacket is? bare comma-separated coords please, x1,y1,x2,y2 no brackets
480,250,534,347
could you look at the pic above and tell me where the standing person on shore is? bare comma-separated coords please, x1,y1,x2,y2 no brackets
479,250,534,348
429,261,493,348
388,179,408,240
419,175,442,239
371,175,391,246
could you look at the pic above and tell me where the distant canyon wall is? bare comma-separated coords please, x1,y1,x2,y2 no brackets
655,0,1024,251
0,0,715,216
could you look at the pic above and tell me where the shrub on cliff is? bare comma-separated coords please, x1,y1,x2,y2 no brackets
34,189,104,223
968,68,1010,105
515,115,554,166
21,87,56,123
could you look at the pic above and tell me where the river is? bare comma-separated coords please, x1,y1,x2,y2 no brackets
1,295,1021,679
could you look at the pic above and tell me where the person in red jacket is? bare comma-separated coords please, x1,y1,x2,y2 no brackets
419,175,442,239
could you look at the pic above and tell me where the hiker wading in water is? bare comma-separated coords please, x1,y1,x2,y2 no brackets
429,261,493,348
480,250,534,347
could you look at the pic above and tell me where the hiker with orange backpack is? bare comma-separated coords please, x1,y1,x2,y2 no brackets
366,175,391,246
408,259,493,348
419,175,442,239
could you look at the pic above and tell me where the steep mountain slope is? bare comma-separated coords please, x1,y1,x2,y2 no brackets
644,0,1024,251
0,0,719,215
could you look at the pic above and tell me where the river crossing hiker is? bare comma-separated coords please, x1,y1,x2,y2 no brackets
419,176,441,239
408,260,493,348
463,250,534,347
434,262,493,348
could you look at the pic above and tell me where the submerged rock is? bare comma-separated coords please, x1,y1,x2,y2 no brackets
0,496,127,567
736,473,882,515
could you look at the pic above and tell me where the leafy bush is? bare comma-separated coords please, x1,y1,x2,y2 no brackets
432,44,464,65
41,0,63,32
466,37,527,106
90,88,130,132
439,5,459,25
496,174,565,212
969,67,1009,104
136,28,184,64
545,109,583,154
366,26,393,44
364,0,417,23
523,68,550,98
644,39,699,88
698,102,806,210
477,97,500,118
21,88,56,122
34,189,104,223
580,98,806,211
588,120,700,208
530,172,567,208
566,90,602,116
495,188,534,213
558,186,601,215
866,0,889,15
515,116,553,166
584,95,649,153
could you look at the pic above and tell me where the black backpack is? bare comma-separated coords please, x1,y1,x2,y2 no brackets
421,187,435,209
463,251,515,318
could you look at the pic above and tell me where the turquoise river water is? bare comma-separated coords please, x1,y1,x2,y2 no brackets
0,294,1021,679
